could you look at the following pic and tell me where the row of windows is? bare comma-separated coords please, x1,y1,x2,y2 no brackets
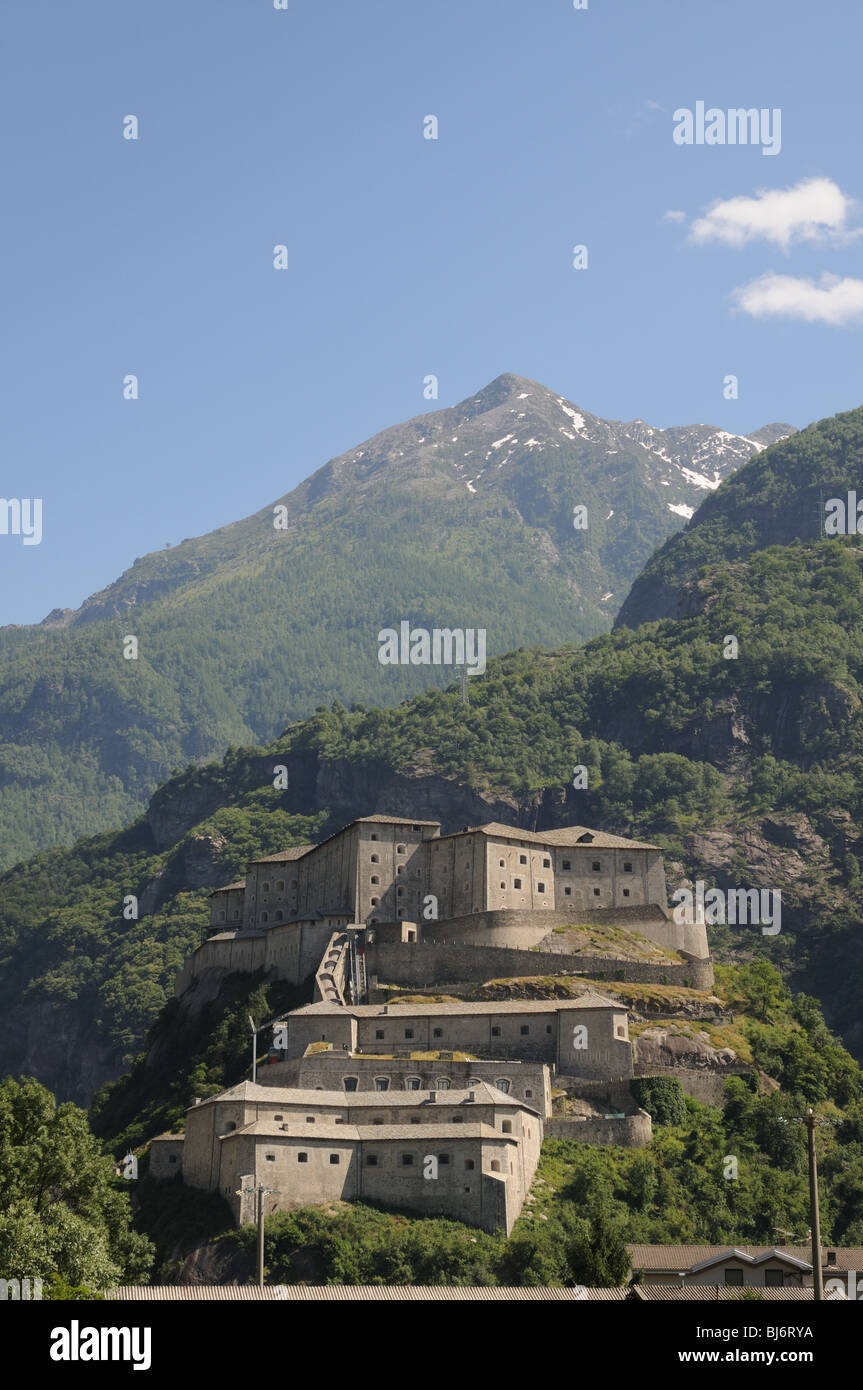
369,1024,551,1042
268,1150,491,1171
260,879,299,892
343,1077,523,1095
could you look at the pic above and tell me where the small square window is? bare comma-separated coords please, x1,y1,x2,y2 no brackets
465,1159,475,1171
564,886,572,896
401,1153,414,1166
525,1089,533,1098
623,861,633,873
297,1152,308,1163
562,859,571,870
592,860,601,872
520,1025,529,1036
329,1153,340,1165
433,1027,443,1038
519,854,527,864
404,1029,414,1040
366,1154,379,1166
542,858,550,868
438,1154,450,1165
491,1026,501,1037
375,1030,385,1040
265,1153,276,1161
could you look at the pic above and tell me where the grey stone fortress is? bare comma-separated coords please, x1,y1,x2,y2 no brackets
178,815,708,992
159,815,714,1235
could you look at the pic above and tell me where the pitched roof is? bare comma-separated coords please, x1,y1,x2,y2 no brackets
187,1082,537,1114
289,991,622,1018
249,845,316,864
632,1286,842,1301
209,882,246,895
627,1244,863,1273
108,1285,625,1301
437,822,660,851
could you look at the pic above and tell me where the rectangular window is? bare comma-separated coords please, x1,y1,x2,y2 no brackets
537,882,546,893
329,1154,340,1165
465,1159,475,1171
514,878,522,889
491,1026,501,1037
297,1153,308,1163
562,859,571,871
542,858,550,868
404,1029,414,1040
623,861,633,872
592,860,601,871
265,1153,275,1162
401,1153,414,1166
724,1270,744,1286
520,1025,529,1036
366,1154,379,1166
764,1270,784,1287
375,1030,385,1040
519,855,527,864
433,1027,443,1038
564,886,571,896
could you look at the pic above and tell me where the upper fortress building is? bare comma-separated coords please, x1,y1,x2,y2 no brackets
210,815,670,931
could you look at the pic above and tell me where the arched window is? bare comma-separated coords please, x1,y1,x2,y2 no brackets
276,879,285,890
370,854,379,864
262,881,270,892
370,875,379,884
495,1078,511,1094
405,1076,421,1090
370,897,379,907
396,844,405,854
343,1077,358,1091
435,1078,451,1091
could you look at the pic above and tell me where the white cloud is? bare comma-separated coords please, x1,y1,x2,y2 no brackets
731,271,863,326
689,177,860,252
664,209,686,223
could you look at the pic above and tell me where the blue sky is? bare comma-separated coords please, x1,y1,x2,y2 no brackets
2,0,862,624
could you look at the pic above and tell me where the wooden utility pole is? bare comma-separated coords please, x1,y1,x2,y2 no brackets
804,1109,824,1302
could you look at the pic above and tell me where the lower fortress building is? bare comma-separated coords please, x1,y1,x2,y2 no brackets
155,816,714,1234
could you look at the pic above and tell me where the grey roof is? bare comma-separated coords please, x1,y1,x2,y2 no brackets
627,1244,863,1273
289,991,621,1018
107,1285,625,1301
249,845,316,864
437,822,660,851
632,1285,844,1301
187,1081,534,1113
